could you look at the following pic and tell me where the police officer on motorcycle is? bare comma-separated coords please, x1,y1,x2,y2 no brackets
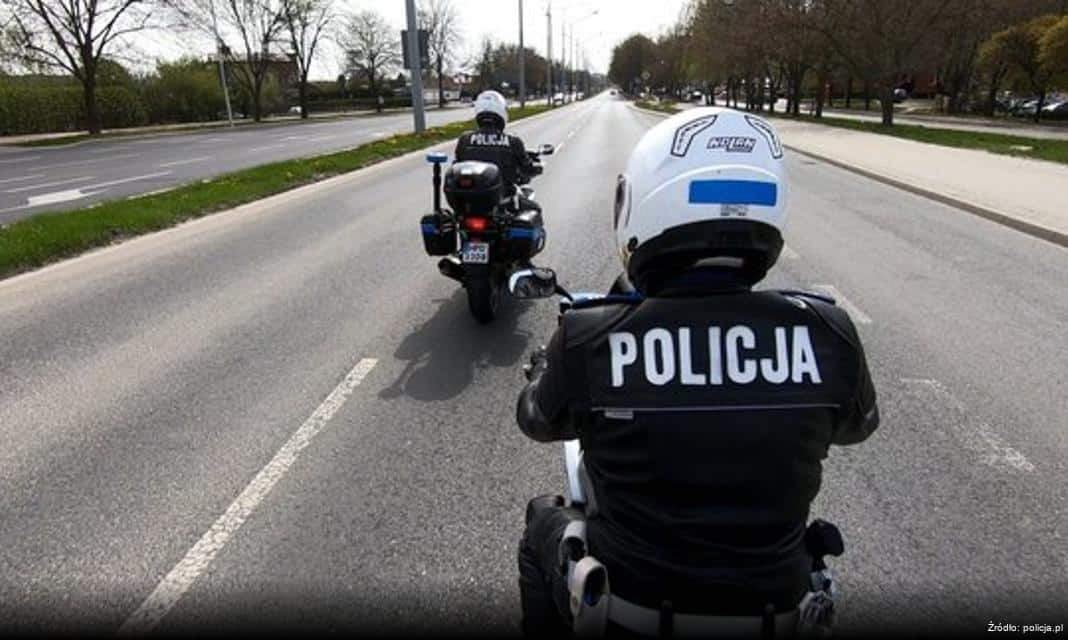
455,90,541,215
515,107,879,637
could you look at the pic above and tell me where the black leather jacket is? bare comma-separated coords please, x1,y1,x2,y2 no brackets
454,125,536,194
516,269,879,613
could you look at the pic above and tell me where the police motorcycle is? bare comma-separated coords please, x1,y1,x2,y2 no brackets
419,145,554,323
508,266,846,638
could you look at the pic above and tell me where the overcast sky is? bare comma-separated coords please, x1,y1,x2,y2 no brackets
147,0,691,80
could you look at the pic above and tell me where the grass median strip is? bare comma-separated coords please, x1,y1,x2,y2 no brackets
764,112,1068,166
0,104,551,280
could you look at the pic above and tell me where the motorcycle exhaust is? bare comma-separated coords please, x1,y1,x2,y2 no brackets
437,256,464,283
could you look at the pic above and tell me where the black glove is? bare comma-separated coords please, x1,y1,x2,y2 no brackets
523,346,549,381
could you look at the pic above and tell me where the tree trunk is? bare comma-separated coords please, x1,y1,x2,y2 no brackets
880,85,894,125
437,57,445,109
985,76,1000,117
863,81,871,111
252,73,264,122
845,77,852,109
1034,91,1045,123
370,73,381,112
299,76,309,119
83,76,102,135
815,71,826,119
792,71,803,116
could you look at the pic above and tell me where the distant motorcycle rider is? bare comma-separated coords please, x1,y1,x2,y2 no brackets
516,107,879,636
454,90,540,213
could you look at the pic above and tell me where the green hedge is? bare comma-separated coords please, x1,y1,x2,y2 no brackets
0,84,147,135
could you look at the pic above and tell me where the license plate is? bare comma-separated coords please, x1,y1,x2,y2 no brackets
461,242,489,264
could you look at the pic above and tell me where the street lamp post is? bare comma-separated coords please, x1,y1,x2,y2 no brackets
545,1,552,107
208,0,234,127
566,10,598,103
518,0,525,108
404,0,426,133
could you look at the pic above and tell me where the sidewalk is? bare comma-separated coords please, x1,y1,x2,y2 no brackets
774,119,1068,245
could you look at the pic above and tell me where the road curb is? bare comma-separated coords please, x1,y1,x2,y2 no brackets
628,103,1068,250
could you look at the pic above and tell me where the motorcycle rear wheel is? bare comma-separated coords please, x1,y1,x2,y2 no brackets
466,273,501,323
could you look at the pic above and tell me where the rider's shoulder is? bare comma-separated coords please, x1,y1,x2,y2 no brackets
561,296,641,345
770,289,861,342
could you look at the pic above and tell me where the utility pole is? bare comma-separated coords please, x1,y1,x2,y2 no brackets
561,11,567,103
518,0,525,108
209,0,234,127
546,1,552,107
404,0,426,133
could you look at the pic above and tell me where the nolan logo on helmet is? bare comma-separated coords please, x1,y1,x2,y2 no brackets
608,325,822,388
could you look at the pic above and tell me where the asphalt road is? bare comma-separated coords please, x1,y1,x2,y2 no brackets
1,93,1066,636
0,104,480,223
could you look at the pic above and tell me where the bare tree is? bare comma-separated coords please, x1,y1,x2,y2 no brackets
418,0,462,108
169,0,288,122
283,0,333,119
1,0,154,134
341,9,399,112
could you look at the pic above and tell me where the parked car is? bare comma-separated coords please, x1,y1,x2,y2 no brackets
893,87,908,103
1010,98,1040,117
288,106,303,116
1042,101,1068,119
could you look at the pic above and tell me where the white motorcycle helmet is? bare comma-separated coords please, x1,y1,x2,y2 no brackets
615,107,788,290
474,90,508,129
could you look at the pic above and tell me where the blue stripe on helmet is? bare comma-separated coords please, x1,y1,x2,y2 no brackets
688,180,777,206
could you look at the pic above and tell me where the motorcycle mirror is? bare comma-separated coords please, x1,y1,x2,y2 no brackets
426,152,449,164
508,268,558,299
539,144,555,156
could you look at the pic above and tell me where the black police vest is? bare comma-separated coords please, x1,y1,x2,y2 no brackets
559,290,863,599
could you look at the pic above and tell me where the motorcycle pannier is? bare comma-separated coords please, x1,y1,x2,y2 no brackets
504,210,545,261
420,212,457,256
444,161,503,215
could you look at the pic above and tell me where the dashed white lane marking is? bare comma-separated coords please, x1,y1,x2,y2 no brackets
26,188,91,207
0,156,40,164
88,145,135,154
901,378,1035,473
83,171,171,191
782,245,800,260
159,156,210,168
0,174,44,185
556,140,566,152
117,357,378,636
811,283,872,324
25,153,139,171
196,137,228,144
4,175,94,193
248,143,286,152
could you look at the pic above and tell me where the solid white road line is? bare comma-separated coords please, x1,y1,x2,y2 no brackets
0,174,44,185
901,378,1035,472
811,284,872,324
117,357,378,636
5,176,94,193
82,171,172,191
159,156,210,168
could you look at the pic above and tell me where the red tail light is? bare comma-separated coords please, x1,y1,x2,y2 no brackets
464,216,489,232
